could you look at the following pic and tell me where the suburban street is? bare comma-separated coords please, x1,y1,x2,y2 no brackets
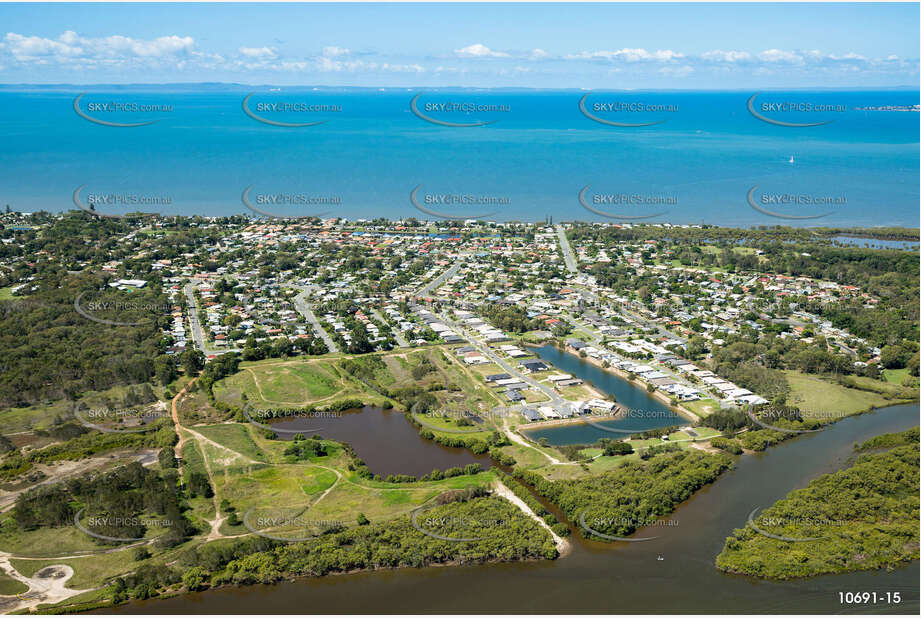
184,283,238,357
432,306,565,406
292,287,339,354
369,307,409,347
555,224,578,273
415,260,463,300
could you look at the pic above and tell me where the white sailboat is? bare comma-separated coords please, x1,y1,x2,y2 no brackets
788,155,795,164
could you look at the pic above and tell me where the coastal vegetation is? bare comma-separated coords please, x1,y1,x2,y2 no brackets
65,493,554,604
0,273,174,409
716,428,919,579
9,461,195,549
512,449,732,541
855,427,919,451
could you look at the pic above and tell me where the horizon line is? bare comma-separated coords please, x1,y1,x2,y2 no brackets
1,82,919,92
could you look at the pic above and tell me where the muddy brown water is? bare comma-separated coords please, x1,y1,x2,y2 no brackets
114,403,919,614
268,405,492,477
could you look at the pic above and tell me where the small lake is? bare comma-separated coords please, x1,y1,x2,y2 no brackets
829,235,919,250
116,403,920,614
271,406,491,477
521,344,685,445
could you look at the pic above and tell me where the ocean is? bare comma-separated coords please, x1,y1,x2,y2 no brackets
0,87,917,227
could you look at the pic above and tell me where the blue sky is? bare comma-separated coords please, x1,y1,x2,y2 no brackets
0,3,918,88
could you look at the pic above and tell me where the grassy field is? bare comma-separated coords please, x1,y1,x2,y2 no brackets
10,540,194,590
0,518,103,557
177,386,226,425
192,412,500,539
0,568,28,595
194,424,267,463
784,370,914,420
681,398,718,418
1,382,173,435
214,360,342,406
0,401,74,435
883,367,910,384
411,412,497,442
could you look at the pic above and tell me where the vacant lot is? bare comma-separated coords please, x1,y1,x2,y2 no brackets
784,370,914,420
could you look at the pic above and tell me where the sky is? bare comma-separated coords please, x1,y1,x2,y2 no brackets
0,2,918,88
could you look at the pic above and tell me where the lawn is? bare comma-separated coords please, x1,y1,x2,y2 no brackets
12,546,153,590
214,464,328,511
682,398,718,418
218,361,339,404
180,439,208,481
784,370,910,420
0,568,27,595
0,518,103,557
194,423,267,463
882,367,909,385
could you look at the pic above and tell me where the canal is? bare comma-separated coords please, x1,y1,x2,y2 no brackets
522,344,685,445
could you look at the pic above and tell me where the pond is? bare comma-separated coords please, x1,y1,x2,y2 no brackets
270,405,491,477
117,403,920,614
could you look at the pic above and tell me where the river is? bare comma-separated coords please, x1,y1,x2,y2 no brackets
116,403,919,614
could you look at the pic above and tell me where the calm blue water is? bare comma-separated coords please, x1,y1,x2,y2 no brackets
0,87,917,226
520,344,684,445
829,235,920,250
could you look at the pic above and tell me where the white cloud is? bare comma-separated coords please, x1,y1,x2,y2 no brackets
239,46,277,59
0,30,912,83
454,43,510,58
565,48,684,62
659,65,694,77
3,30,196,67
314,56,423,73
528,48,549,60
757,49,803,63
322,46,350,58
701,50,752,63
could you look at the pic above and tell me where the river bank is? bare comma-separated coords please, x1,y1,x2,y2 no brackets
523,340,700,422
112,402,920,614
